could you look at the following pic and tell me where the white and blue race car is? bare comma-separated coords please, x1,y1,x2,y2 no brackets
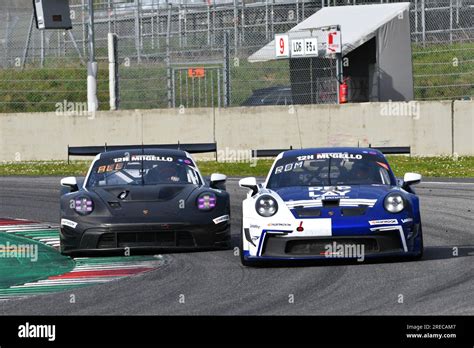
239,147,423,266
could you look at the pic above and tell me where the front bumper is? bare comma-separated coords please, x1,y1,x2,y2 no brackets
243,223,422,261
60,221,231,255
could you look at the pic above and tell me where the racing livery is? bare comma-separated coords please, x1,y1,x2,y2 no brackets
60,148,230,255
239,147,423,266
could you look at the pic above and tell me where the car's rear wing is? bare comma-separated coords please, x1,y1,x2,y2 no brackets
251,145,411,158
67,142,217,163
367,146,411,155
251,147,294,158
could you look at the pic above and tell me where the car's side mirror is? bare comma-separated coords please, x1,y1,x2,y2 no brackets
239,177,258,196
402,172,422,190
210,173,227,190
61,176,79,193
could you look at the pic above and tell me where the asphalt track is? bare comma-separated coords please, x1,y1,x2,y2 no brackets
0,176,472,315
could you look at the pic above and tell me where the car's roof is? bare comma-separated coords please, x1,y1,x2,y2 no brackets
281,147,385,158
98,148,189,159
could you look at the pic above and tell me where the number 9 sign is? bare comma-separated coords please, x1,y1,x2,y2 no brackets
275,34,289,58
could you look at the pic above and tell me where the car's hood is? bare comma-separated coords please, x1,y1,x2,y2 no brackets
272,185,396,202
87,184,201,218
92,184,198,203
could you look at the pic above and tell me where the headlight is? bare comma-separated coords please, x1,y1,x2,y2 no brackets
197,193,216,211
384,193,405,213
255,195,278,217
73,197,94,215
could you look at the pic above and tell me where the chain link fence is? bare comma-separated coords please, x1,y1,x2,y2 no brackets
0,0,472,113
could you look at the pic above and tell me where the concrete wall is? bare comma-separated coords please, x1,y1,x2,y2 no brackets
453,101,474,156
0,101,472,161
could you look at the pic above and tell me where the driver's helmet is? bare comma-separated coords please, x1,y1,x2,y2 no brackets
351,161,371,180
148,162,181,183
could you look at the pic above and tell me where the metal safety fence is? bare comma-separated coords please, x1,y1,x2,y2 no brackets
0,0,472,113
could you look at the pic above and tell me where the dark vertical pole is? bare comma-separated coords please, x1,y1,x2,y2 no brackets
335,25,343,104
223,31,231,107
166,2,172,108
21,12,35,70
108,33,119,110
135,0,142,63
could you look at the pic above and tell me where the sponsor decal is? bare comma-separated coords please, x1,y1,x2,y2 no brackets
113,155,174,163
274,161,303,175
97,162,123,173
267,222,291,227
309,186,351,199
213,215,230,224
315,153,362,160
249,224,260,229
60,218,77,229
296,155,314,161
170,176,180,182
274,153,362,175
401,218,413,224
286,198,377,209
178,158,194,166
376,161,389,170
368,219,398,226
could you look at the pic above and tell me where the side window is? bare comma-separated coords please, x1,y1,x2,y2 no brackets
379,168,391,185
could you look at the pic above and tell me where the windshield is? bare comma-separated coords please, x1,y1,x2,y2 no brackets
266,152,395,189
86,154,202,188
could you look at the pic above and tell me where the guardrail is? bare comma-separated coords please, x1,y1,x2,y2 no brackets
67,142,218,163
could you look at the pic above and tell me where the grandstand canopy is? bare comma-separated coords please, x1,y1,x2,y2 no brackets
249,3,414,102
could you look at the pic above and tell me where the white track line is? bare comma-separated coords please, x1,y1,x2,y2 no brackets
421,181,474,185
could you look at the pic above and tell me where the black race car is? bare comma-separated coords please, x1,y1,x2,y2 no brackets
59,148,230,255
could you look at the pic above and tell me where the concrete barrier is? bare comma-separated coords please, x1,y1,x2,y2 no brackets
453,101,474,156
215,101,458,156
0,101,472,162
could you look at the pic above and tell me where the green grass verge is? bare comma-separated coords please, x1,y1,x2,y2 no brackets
0,156,473,178
412,42,474,100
